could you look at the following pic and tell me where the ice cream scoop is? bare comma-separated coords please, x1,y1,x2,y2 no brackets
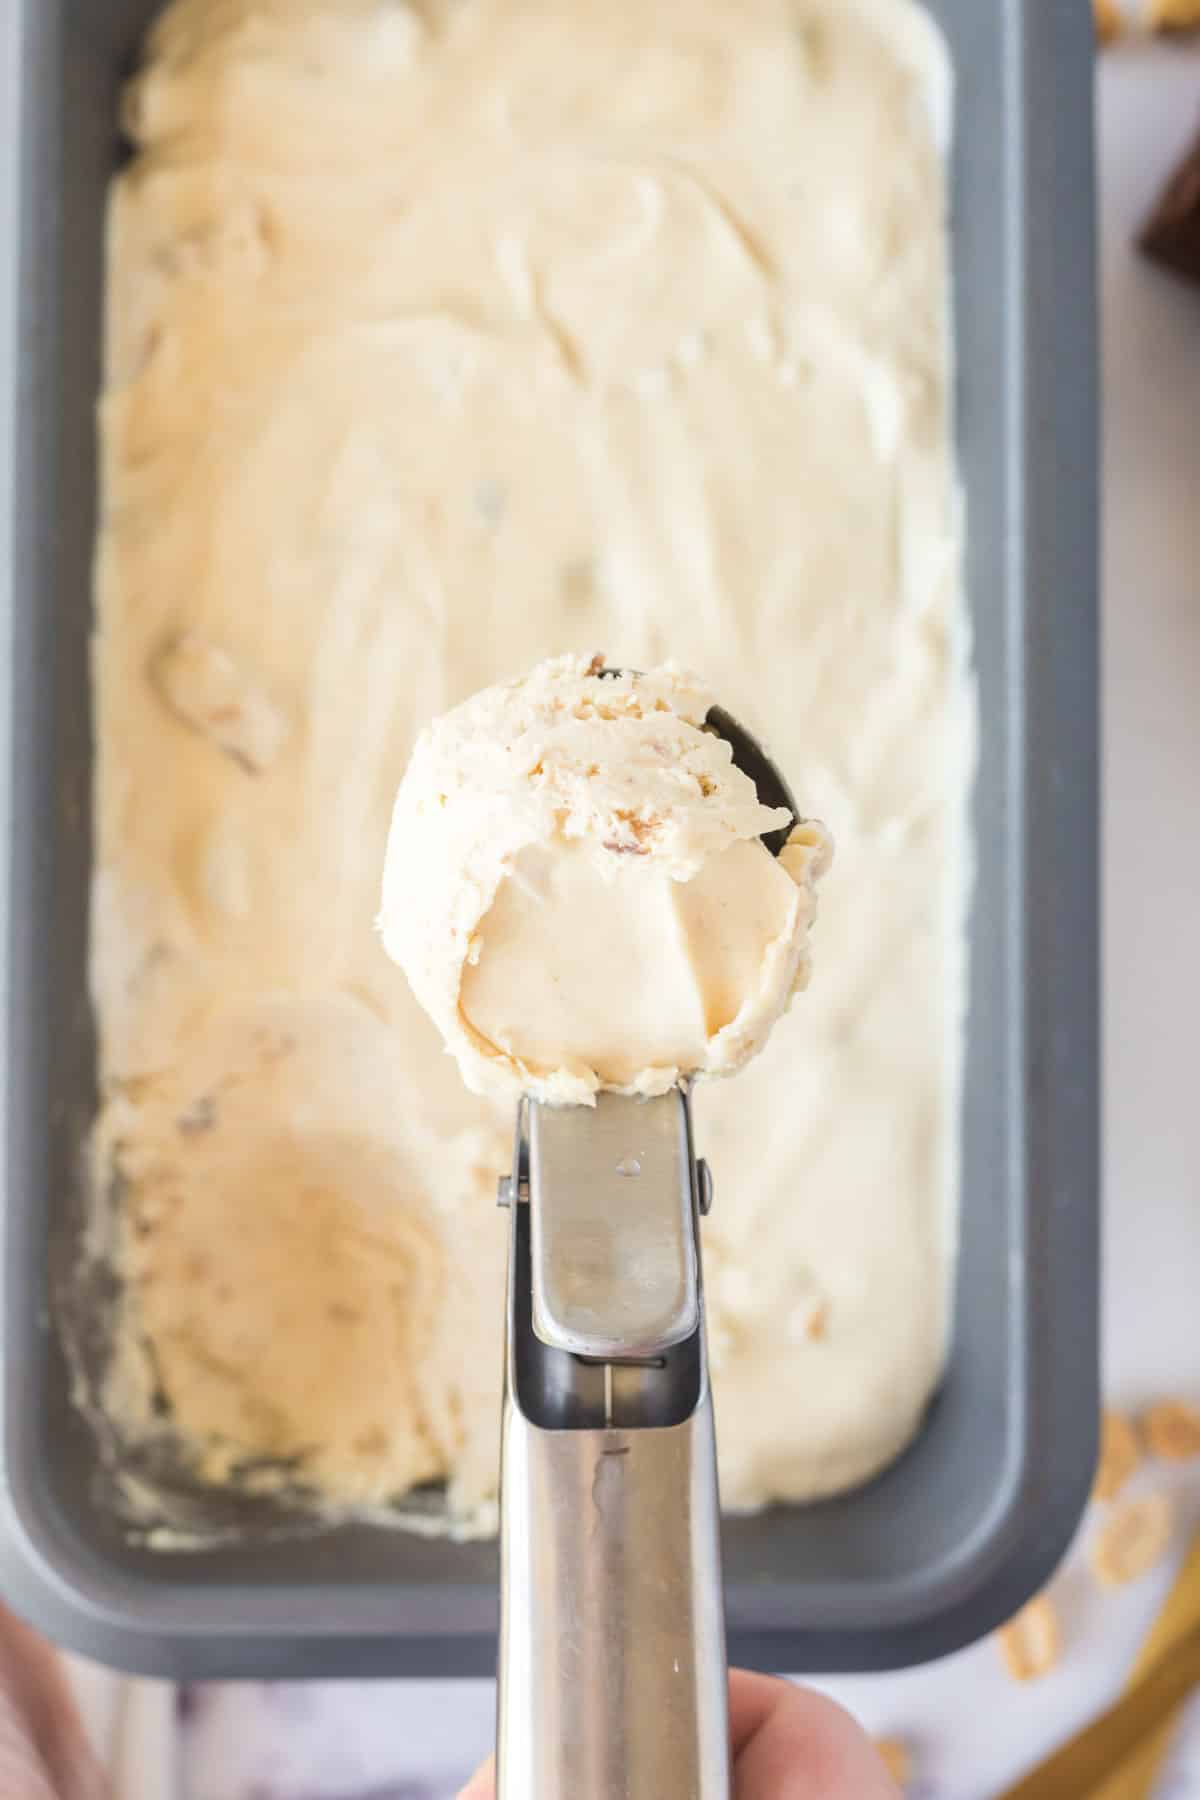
379,654,830,1104
380,655,829,1800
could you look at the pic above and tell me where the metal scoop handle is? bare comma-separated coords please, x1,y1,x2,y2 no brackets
495,694,795,1794
495,1090,731,1798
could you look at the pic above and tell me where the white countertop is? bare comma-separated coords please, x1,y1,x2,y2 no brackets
9,31,1200,1800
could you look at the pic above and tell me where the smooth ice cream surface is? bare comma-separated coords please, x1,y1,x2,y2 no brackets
88,0,973,1529
380,657,829,1103
463,836,794,1084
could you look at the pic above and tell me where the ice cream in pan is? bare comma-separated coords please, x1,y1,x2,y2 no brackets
381,652,830,1794
91,0,968,1536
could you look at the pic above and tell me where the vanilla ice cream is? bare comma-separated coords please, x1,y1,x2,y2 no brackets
380,656,830,1104
87,0,972,1529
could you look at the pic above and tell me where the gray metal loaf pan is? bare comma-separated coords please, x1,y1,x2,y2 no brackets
0,0,1098,1678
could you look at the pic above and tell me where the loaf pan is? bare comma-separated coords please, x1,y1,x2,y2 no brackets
0,0,1099,1677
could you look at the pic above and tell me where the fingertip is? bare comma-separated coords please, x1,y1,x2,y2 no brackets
728,1668,793,1745
452,1681,895,1800
732,1675,898,1798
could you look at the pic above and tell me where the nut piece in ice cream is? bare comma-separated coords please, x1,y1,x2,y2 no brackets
151,631,289,773
379,655,831,1105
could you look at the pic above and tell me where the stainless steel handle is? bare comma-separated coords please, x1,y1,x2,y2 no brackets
496,1191,731,1799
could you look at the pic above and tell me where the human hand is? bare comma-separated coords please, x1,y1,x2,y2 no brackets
457,1668,899,1797
0,1603,107,1800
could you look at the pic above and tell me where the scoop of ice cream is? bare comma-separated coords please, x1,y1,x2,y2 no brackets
379,655,831,1105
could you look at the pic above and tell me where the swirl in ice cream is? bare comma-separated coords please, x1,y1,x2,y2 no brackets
380,655,831,1105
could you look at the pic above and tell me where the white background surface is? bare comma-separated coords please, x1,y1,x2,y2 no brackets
6,26,1200,1800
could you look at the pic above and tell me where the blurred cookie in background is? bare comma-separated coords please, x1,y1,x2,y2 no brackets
1140,118,1200,287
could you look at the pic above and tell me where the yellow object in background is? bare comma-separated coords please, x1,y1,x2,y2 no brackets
1145,0,1200,33
1090,1526,1200,1800
1096,0,1124,41
1093,1411,1143,1504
